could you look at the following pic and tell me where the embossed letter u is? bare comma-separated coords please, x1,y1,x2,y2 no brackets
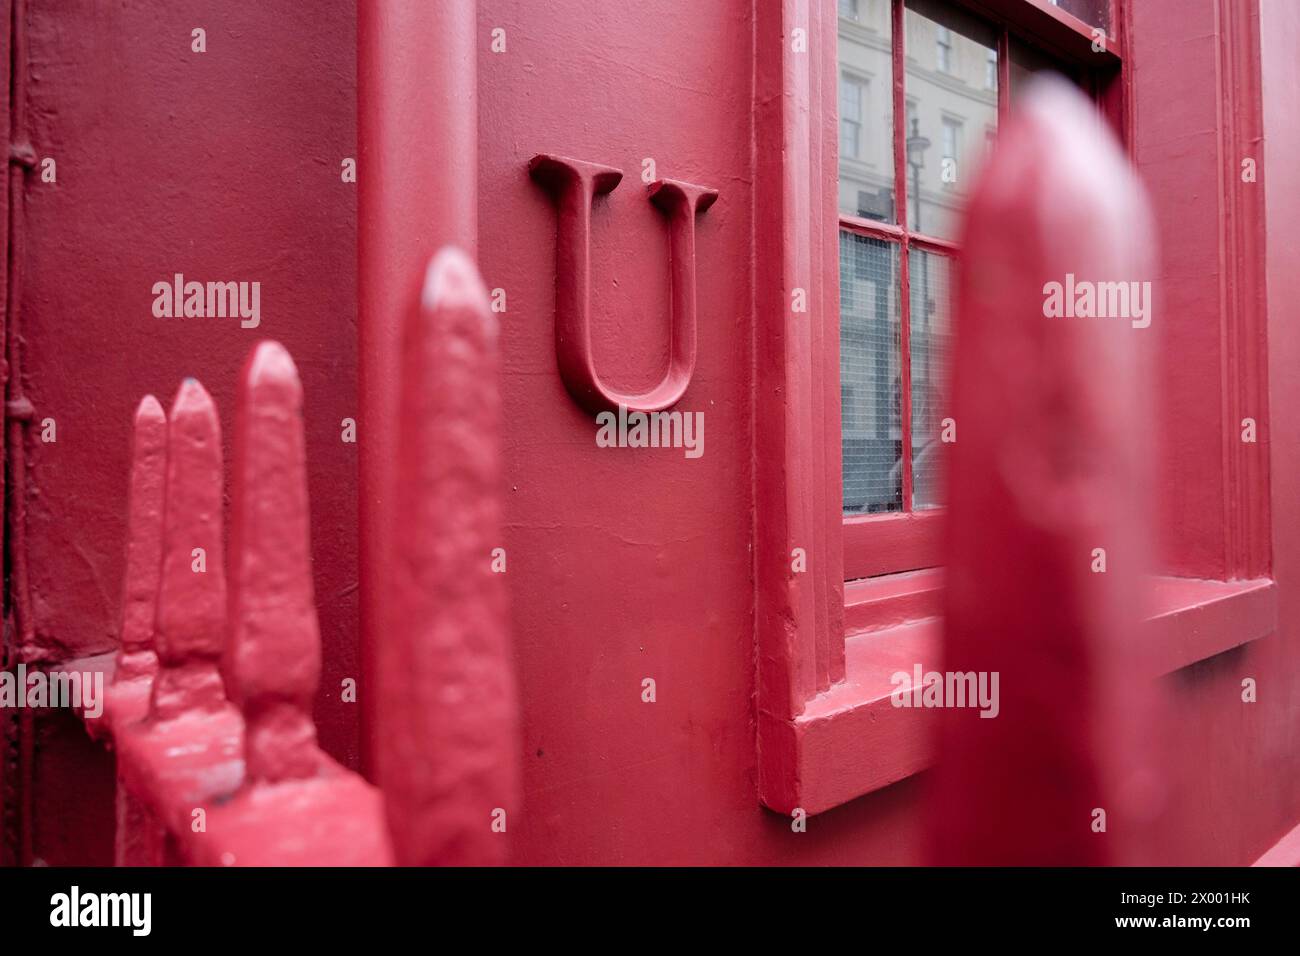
529,154,717,415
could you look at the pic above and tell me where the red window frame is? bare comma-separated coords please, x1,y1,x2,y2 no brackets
839,0,1118,581
755,0,1128,815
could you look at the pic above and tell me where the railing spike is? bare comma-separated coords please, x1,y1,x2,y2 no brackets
227,340,322,783
378,246,519,865
150,378,228,721
113,395,167,686
110,394,169,866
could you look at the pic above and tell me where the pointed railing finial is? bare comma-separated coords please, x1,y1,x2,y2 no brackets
114,395,167,685
226,340,323,783
150,378,228,721
378,246,519,865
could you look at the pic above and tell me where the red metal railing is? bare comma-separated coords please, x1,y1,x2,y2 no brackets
72,247,516,866
42,70,1192,869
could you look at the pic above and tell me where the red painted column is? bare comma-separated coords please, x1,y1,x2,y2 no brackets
358,0,479,776
930,78,1165,865
754,0,846,812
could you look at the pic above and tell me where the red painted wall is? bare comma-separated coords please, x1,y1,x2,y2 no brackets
1129,0,1298,865
1133,0,1231,581
1253,0,1300,861
478,0,1300,864
479,0,838,864
20,0,359,771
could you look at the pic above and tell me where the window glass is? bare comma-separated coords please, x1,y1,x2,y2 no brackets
935,26,952,72
841,233,902,514
1049,0,1110,32
836,0,1106,571
909,249,953,510
840,75,864,160
941,118,961,179
837,0,895,221
904,0,998,240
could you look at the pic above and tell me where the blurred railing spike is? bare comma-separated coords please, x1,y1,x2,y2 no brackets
931,77,1162,865
378,246,519,866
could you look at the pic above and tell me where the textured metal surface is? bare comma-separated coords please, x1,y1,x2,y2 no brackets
113,397,166,689
377,249,517,866
152,381,228,722
227,342,322,784
117,380,243,841
109,355,395,865
107,396,168,866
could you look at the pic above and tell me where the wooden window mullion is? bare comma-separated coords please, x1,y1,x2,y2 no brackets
891,0,914,511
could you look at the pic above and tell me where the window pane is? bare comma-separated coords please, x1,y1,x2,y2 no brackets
935,26,952,73
1009,36,1081,103
903,0,998,241
840,74,863,160
909,248,953,510
1049,0,1110,32
841,232,902,514
838,0,895,222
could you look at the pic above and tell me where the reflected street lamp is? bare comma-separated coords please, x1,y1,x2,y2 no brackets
906,116,930,232
905,116,932,491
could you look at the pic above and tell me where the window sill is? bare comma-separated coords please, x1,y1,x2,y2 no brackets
761,574,1277,816
845,567,943,633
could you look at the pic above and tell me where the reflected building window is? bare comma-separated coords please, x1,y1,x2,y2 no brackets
838,0,1004,516
941,117,961,189
840,75,865,160
936,26,952,73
